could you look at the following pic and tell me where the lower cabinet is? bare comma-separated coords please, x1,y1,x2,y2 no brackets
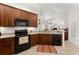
30,34,39,46
0,39,3,54
30,34,62,46
64,28,68,40
30,34,52,46
0,37,14,55
52,34,62,46
38,34,52,45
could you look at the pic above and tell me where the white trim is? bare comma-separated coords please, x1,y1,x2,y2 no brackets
62,30,65,47
69,37,79,46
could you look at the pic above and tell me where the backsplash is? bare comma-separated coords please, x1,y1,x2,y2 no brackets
0,27,15,34
0,27,37,34
0,21,65,35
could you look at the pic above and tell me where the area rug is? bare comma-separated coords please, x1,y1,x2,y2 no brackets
37,45,57,53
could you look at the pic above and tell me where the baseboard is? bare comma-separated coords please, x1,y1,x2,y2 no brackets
69,37,79,46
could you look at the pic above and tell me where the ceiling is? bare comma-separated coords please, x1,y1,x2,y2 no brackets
27,3,79,12
49,3,79,11
5,3,79,12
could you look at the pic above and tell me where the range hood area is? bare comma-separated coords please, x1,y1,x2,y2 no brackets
15,19,29,26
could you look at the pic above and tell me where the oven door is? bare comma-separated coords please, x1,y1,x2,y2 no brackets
15,36,30,53
19,36,29,45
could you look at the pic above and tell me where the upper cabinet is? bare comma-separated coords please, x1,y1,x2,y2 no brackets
0,4,6,26
4,5,15,27
18,10,29,20
28,12,38,27
0,4,38,27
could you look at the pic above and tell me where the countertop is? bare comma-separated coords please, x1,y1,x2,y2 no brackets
28,30,62,35
0,33,15,39
0,30,63,39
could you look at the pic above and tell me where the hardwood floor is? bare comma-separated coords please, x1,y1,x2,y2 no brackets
37,45,57,53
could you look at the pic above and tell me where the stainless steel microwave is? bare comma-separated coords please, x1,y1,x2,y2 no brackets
15,19,29,26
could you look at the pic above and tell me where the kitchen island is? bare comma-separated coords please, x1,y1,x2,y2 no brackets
28,30,64,47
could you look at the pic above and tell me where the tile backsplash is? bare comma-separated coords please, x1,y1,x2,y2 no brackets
0,27,15,34
0,27,37,34
0,21,65,35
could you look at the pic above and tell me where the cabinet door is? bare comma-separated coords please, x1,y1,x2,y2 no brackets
13,9,20,19
39,34,45,45
0,4,6,26
2,37,14,55
25,11,29,20
14,10,29,20
0,39,4,55
28,13,37,27
4,6,15,27
45,34,52,45
64,28,68,40
38,34,42,44
18,10,24,19
0,4,19,27
30,34,38,46
22,11,29,20
39,34,52,45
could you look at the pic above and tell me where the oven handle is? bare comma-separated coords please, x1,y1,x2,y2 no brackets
15,35,29,37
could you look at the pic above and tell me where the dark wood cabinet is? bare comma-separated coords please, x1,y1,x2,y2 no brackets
0,4,38,27
0,37,14,55
0,4,6,26
30,34,39,46
4,6,15,27
38,34,52,45
0,39,3,54
0,4,15,27
18,10,29,20
28,12,37,27
64,28,68,40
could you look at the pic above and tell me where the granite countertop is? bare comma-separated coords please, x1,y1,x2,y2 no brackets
0,30,63,39
0,33,15,39
28,30,62,35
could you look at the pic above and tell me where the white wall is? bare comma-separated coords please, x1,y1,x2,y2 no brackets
38,7,68,30
68,10,79,46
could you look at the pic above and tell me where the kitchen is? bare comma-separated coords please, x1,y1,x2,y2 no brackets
0,3,72,55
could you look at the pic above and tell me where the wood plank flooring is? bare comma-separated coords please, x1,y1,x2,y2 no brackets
37,45,57,53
